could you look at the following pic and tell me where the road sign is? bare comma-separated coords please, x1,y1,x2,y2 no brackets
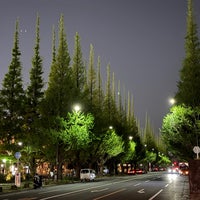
15,172,21,187
14,152,21,160
193,146,200,154
193,146,200,159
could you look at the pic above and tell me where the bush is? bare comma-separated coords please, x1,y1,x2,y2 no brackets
0,174,6,183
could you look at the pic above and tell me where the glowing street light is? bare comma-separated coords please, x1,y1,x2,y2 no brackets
73,104,81,112
18,142,23,146
169,98,175,106
129,136,133,141
109,126,113,130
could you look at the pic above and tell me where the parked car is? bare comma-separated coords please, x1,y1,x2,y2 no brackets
152,167,159,172
158,167,166,171
135,168,147,174
80,169,96,182
127,169,136,175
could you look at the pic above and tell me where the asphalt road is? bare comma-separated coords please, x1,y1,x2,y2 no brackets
0,172,190,200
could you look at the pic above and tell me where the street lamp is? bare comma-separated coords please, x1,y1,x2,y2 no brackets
18,142,23,146
169,98,175,106
129,136,133,141
73,104,81,112
14,152,21,187
109,126,113,130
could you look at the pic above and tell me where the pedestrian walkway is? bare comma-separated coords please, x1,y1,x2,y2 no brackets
181,176,190,200
179,174,200,200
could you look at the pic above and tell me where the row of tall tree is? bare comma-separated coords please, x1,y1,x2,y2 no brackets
0,14,167,179
161,0,200,161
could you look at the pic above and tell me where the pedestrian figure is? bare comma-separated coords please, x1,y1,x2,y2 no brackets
33,173,42,189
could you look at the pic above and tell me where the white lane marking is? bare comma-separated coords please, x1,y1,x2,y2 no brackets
18,198,38,200
93,188,126,200
138,188,145,193
145,180,150,182
39,180,129,200
91,188,109,192
134,183,141,186
165,184,169,187
39,185,107,199
148,189,163,200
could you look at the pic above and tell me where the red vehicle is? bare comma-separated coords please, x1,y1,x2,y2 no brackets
179,165,189,176
135,168,147,174
127,169,136,175
152,167,159,171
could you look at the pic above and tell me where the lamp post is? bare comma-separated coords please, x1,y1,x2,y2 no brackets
14,152,21,187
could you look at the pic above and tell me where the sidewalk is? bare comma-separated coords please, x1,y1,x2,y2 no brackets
181,176,190,200
181,175,200,200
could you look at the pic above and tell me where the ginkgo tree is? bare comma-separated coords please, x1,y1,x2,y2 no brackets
161,105,200,160
93,127,124,174
61,109,94,176
62,110,94,150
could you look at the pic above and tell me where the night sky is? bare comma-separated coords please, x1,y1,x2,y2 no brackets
0,0,200,134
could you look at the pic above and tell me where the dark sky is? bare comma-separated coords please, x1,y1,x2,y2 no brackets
0,0,200,134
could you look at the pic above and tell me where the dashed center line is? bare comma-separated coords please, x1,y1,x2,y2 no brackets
134,183,141,186
93,188,126,200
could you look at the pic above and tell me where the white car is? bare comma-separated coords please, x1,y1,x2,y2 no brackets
80,169,96,182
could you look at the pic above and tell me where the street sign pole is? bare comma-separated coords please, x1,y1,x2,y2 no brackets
14,152,21,187
193,146,200,159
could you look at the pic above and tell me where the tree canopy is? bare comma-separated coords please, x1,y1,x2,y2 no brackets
162,105,200,160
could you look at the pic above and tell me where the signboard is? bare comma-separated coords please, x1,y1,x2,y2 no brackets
14,152,21,187
15,172,21,187
14,152,21,160
193,146,200,159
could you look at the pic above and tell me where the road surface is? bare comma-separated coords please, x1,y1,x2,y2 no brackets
0,172,189,200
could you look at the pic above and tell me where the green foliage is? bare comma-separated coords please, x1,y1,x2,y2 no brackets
122,140,136,162
0,15,154,176
157,154,171,166
175,0,200,107
104,130,124,157
161,0,200,163
92,128,124,169
62,111,94,149
133,135,146,163
43,14,72,117
21,15,45,175
144,114,157,151
161,105,200,160
144,151,156,163
71,32,85,93
87,44,96,111
27,14,44,110
0,19,25,144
